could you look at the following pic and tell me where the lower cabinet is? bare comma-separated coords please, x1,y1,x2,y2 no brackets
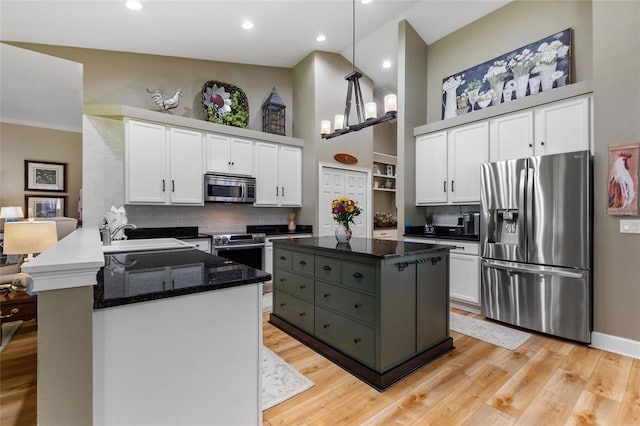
271,244,451,390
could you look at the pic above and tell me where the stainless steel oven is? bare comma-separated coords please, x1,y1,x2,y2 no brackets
212,233,265,271
204,174,256,203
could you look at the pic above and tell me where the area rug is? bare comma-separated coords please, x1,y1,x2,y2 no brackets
0,320,23,353
262,346,314,410
450,312,531,350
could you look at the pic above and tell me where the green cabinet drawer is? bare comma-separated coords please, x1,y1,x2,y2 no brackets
314,255,341,284
273,290,314,334
342,261,377,294
315,306,375,368
274,269,314,302
315,281,375,325
293,252,315,276
274,248,293,271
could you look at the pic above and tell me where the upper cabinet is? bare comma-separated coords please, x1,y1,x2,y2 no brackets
416,122,489,205
126,119,204,206
489,96,590,161
254,142,302,207
205,134,253,176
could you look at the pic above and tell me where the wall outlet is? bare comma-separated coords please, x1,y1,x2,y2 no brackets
619,219,640,234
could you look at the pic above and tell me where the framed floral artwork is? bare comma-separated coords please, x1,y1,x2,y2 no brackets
25,195,66,218
607,142,639,216
25,160,67,192
442,28,572,120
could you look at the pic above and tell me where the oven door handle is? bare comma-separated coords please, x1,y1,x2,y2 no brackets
215,244,265,251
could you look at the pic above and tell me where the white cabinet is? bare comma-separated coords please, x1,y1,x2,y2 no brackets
404,237,480,312
205,134,253,176
416,122,489,205
373,229,397,240
490,96,590,161
254,142,302,207
183,237,211,254
126,120,204,205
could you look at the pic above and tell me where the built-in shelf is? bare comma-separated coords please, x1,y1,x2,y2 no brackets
374,188,396,193
84,104,304,148
373,152,397,165
373,173,396,179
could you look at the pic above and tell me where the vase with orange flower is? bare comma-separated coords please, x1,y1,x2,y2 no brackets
331,196,362,243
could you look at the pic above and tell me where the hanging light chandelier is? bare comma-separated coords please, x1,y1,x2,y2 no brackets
320,0,397,140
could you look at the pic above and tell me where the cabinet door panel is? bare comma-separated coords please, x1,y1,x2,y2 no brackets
448,122,489,203
416,132,448,204
449,253,480,304
126,120,167,204
205,134,231,173
279,146,302,206
169,127,204,205
534,97,590,156
254,142,279,205
230,138,253,176
490,111,534,161
417,255,449,351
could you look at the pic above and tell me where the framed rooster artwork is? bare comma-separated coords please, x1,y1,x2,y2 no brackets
607,142,640,216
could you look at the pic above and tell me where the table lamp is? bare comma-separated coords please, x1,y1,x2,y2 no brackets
3,221,58,265
0,206,25,222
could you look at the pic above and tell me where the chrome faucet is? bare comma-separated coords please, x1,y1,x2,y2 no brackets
100,222,137,246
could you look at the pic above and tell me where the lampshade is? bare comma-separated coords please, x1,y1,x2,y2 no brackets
0,206,25,221
3,221,58,259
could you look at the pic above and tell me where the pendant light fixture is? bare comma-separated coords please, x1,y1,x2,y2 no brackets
320,0,397,140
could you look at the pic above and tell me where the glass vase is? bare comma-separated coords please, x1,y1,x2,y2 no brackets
335,223,352,243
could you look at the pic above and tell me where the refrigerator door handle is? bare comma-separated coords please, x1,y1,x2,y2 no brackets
518,168,527,250
482,259,585,279
526,167,534,251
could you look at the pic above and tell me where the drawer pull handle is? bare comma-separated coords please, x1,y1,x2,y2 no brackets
431,256,442,265
323,293,330,298
299,285,306,289
279,256,286,261
397,262,409,271
354,303,361,309
299,260,307,266
323,265,332,271
323,323,330,329
279,278,286,282
280,303,286,307
0,307,19,319
353,337,361,344
299,312,306,317
352,272,363,279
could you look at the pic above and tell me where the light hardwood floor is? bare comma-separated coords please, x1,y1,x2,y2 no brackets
1,312,638,425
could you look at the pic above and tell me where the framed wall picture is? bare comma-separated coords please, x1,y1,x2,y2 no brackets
25,160,67,192
25,196,66,218
607,142,639,216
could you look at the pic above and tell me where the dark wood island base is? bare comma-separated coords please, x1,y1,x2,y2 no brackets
270,314,455,391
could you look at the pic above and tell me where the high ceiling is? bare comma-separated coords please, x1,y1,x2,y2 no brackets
0,0,511,131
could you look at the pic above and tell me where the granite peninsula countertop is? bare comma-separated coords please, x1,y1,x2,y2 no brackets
272,236,451,260
95,248,270,309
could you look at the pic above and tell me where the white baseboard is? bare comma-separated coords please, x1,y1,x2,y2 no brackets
590,332,640,359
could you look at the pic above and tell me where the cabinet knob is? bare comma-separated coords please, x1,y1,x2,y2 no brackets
279,303,286,307
171,180,175,192
279,256,286,261
323,265,332,271
299,312,306,317
299,284,306,289
540,141,545,146
281,186,285,196
443,180,447,193
353,337,361,344
299,260,306,266
529,143,533,147
323,293,330,298
323,323,330,329
451,180,455,192
279,278,286,282
352,272,364,279
353,303,361,309
162,179,166,192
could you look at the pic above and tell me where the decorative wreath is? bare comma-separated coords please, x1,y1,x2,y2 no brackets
201,81,249,128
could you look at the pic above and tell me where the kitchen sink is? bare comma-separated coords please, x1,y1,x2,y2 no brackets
102,238,195,253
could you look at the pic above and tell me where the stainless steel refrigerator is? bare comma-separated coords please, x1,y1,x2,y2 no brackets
480,150,592,343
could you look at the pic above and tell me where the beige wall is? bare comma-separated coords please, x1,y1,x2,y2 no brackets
592,1,640,341
426,0,593,124
0,122,82,222
12,43,294,136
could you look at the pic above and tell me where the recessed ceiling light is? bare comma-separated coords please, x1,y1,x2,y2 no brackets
382,60,392,69
316,34,326,42
242,21,254,30
361,0,373,4
125,1,143,11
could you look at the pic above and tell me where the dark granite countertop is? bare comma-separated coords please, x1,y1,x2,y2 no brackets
94,248,270,309
272,236,451,260
404,225,479,242
246,224,313,235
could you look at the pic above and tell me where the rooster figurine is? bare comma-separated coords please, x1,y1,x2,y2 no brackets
608,151,636,209
146,88,182,112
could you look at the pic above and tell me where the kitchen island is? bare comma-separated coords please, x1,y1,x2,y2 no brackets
93,248,270,426
270,237,453,391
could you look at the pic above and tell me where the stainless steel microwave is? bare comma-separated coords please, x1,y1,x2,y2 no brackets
204,174,256,203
